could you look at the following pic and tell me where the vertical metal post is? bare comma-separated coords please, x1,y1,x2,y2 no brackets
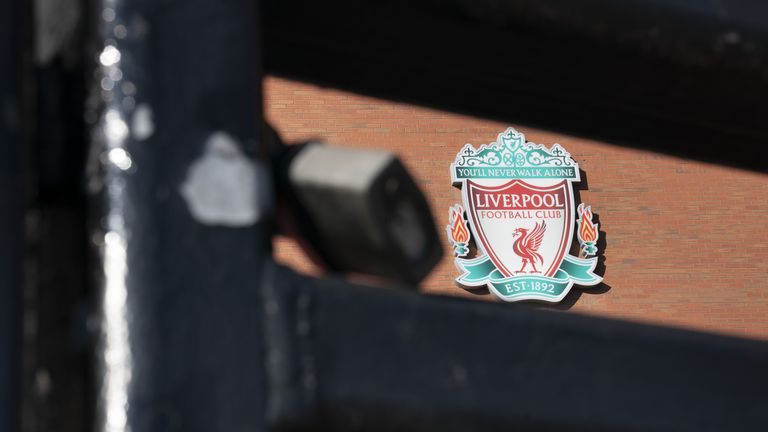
0,0,23,430
90,1,268,431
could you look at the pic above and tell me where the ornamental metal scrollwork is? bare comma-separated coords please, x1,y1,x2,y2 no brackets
454,127,575,169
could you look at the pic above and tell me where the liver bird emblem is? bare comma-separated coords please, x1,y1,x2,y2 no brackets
512,221,547,273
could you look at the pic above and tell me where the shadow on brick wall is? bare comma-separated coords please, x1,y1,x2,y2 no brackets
541,169,611,311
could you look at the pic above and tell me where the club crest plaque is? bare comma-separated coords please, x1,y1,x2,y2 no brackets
447,128,602,302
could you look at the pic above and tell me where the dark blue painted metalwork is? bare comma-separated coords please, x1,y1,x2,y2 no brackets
0,0,23,430
90,1,268,431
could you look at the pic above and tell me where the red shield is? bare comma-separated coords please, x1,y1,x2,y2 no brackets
463,179,574,278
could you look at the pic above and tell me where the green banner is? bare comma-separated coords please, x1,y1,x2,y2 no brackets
454,166,578,180
456,255,601,301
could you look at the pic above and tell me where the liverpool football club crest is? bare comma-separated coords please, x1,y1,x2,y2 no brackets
447,127,602,302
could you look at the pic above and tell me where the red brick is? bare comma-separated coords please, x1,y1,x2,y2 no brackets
265,76,768,341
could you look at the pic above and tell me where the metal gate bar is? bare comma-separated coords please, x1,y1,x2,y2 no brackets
264,262,768,431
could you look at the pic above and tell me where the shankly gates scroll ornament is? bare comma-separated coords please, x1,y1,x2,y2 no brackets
447,128,602,302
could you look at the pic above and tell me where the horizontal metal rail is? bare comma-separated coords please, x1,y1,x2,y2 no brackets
264,262,768,432
263,0,768,171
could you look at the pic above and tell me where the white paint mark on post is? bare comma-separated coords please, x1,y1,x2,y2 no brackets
181,131,265,226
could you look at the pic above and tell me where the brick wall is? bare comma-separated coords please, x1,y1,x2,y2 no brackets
265,76,768,340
